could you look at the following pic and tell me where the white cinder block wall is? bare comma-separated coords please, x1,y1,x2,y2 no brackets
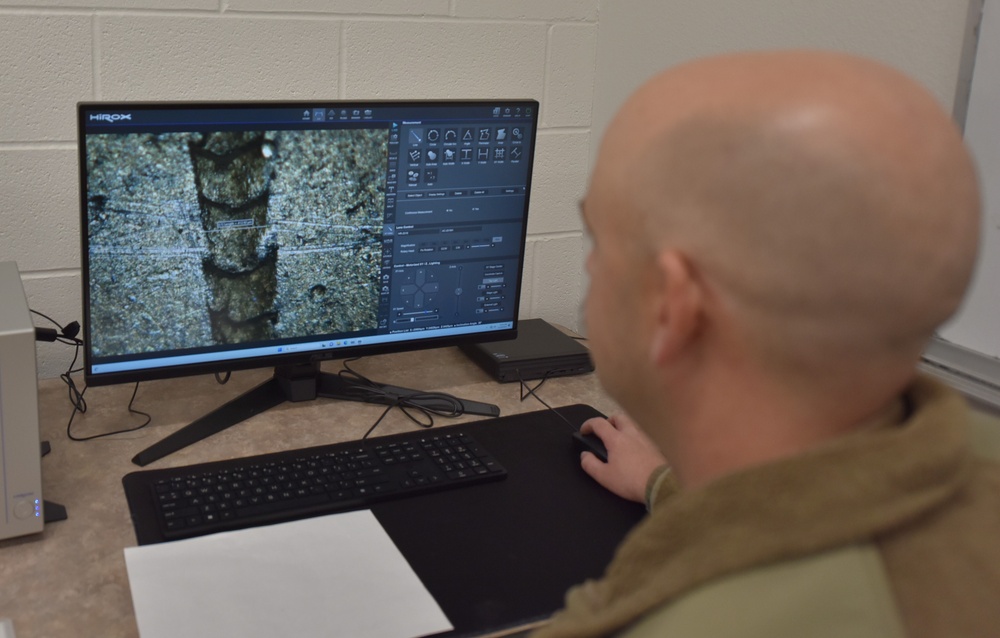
0,0,599,378
0,0,978,380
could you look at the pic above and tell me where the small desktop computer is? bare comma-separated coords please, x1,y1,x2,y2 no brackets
0,261,44,540
460,318,594,382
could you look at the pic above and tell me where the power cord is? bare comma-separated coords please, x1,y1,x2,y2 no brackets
30,309,82,346
65,381,151,442
30,309,152,441
31,310,87,416
338,358,467,439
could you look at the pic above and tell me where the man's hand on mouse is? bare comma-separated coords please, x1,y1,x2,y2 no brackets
579,413,668,503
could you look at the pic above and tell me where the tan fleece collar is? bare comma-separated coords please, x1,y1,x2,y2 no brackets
533,375,972,638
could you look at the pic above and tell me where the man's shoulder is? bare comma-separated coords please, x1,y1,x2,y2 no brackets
968,407,1000,462
619,543,906,638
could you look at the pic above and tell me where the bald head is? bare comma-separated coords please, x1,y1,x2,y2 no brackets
587,51,980,382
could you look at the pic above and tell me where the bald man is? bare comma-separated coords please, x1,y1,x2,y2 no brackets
533,51,1000,638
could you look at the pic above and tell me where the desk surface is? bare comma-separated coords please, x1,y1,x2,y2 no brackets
1,344,621,638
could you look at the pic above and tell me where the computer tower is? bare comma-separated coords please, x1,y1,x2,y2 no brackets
0,261,44,539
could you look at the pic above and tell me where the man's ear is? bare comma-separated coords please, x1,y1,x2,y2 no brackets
649,249,703,366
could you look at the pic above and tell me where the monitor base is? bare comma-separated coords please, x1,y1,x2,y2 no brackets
131,362,499,466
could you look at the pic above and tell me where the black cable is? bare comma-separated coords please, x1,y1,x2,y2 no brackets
340,358,466,439
29,309,69,331
519,371,551,402
361,403,399,440
31,309,88,417
30,309,83,346
215,371,232,385
517,369,579,431
30,308,152,440
60,340,87,416
66,381,151,441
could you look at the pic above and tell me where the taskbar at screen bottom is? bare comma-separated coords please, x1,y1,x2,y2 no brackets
88,321,515,377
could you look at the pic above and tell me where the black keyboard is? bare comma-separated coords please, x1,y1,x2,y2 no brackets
123,429,506,542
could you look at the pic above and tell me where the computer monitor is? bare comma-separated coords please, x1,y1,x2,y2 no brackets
77,100,538,465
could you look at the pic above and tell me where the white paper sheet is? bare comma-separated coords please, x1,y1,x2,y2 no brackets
124,510,452,638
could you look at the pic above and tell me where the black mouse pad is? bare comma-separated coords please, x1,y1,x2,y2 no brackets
372,404,646,637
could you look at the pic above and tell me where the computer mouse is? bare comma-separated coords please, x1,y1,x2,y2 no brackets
572,430,609,463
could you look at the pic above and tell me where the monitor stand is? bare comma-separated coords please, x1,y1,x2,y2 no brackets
131,362,500,467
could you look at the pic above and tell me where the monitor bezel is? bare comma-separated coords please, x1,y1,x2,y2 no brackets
78,99,538,387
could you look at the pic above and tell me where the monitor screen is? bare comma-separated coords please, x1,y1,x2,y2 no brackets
78,100,538,388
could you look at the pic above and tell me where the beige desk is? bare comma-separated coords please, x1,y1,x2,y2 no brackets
0,346,615,638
